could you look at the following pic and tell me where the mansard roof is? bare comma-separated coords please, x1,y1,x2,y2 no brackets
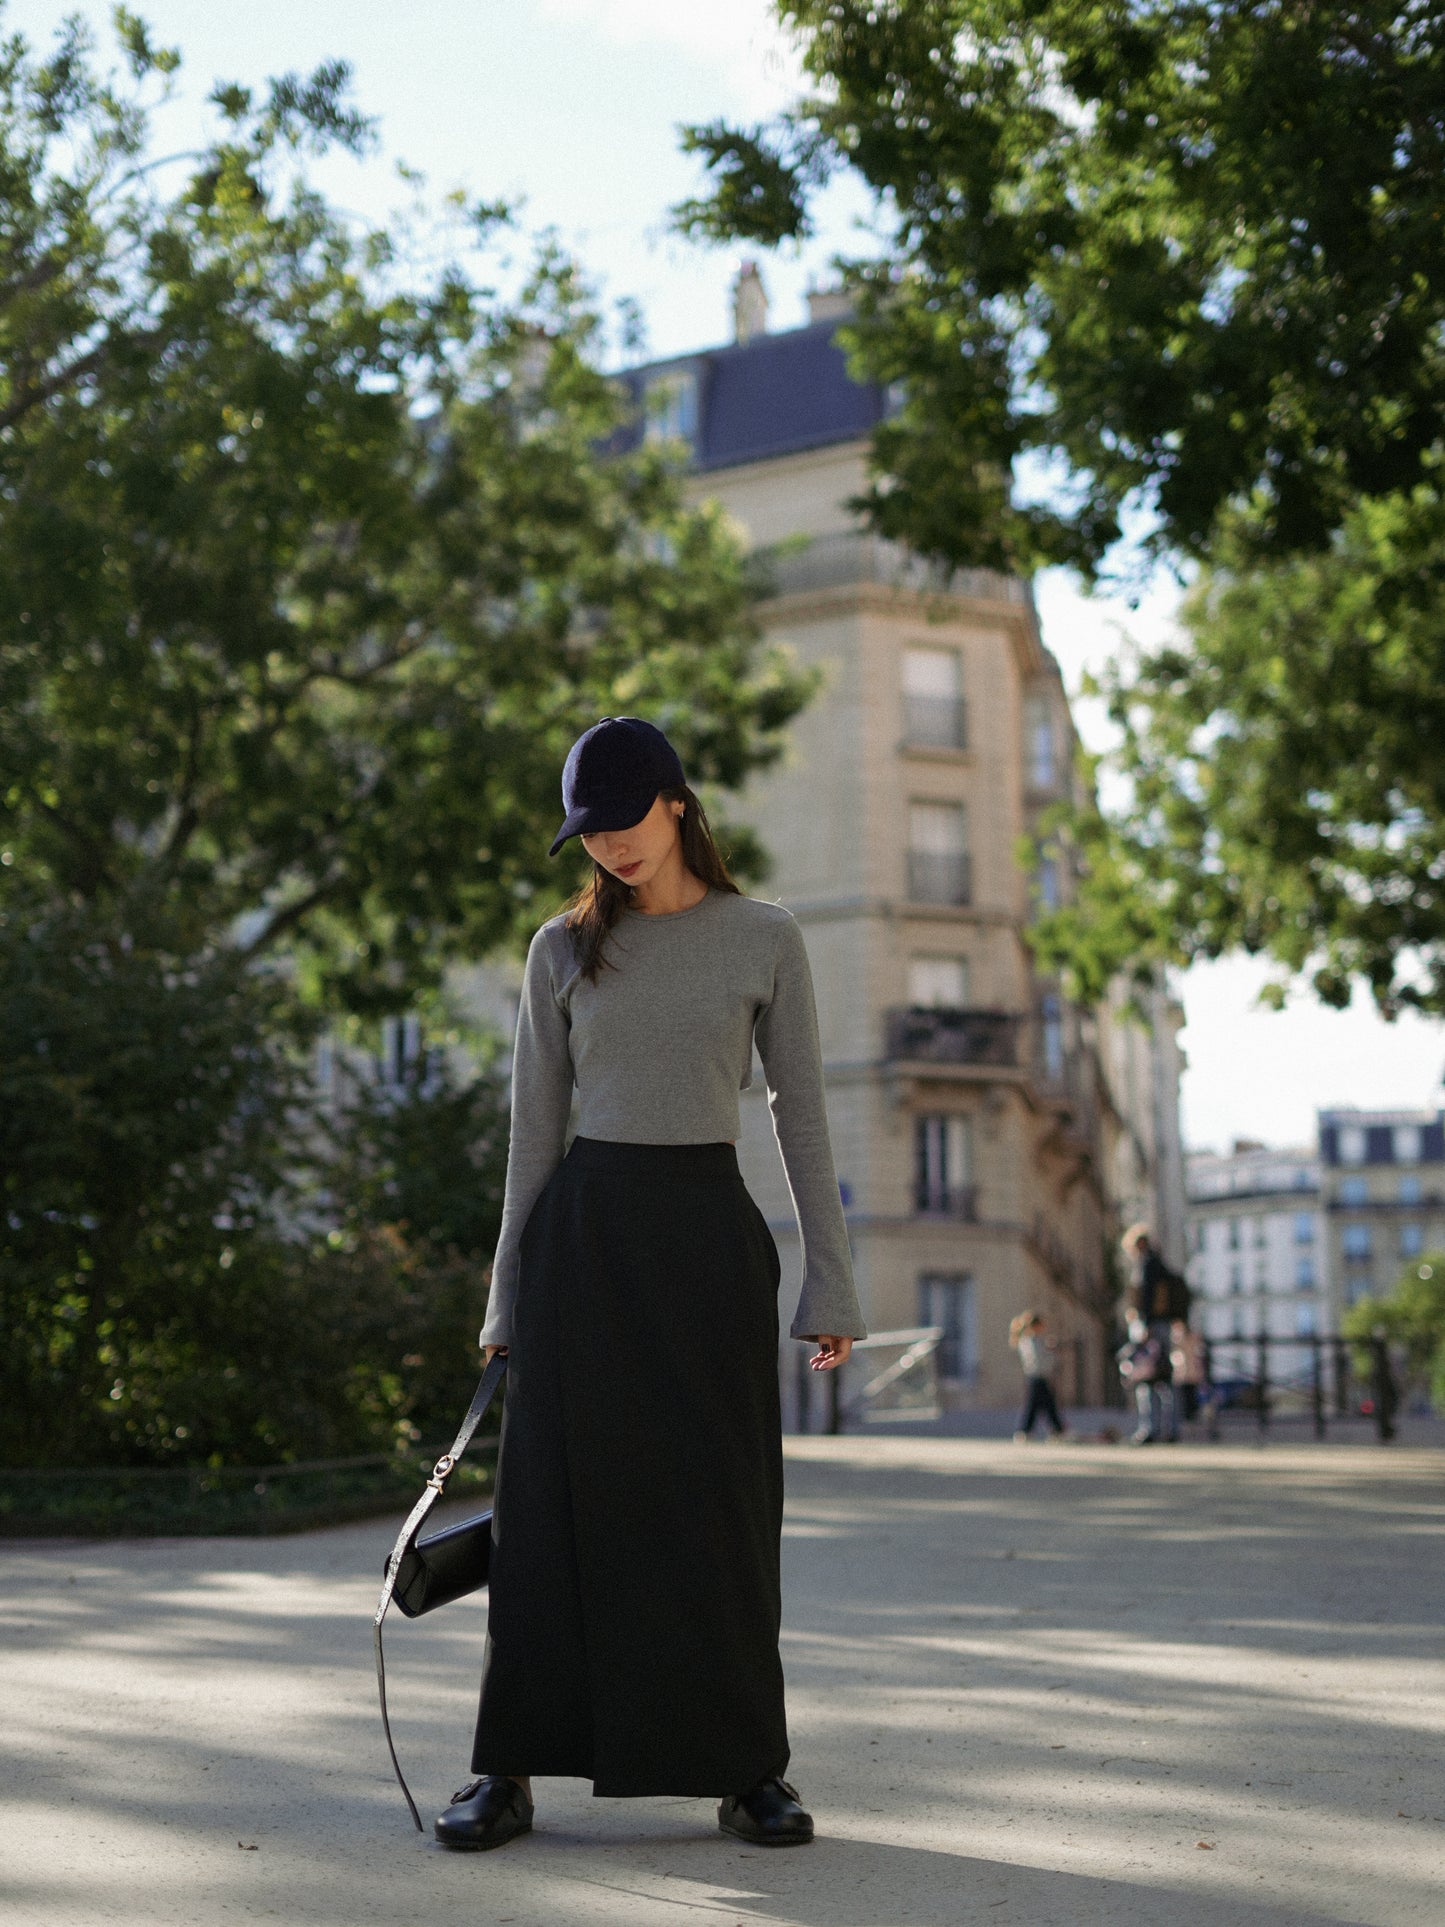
619,318,889,471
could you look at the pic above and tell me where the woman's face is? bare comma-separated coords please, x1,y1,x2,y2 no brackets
580,793,684,887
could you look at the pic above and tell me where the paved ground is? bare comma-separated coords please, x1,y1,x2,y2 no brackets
3,1435,1443,1927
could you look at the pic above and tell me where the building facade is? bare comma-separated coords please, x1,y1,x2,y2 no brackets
1185,1142,1328,1385
1318,1107,1445,1317
619,282,1186,1412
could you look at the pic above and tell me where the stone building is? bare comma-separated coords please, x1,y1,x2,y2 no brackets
619,278,1186,1412
1318,1107,1445,1317
1184,1141,1327,1386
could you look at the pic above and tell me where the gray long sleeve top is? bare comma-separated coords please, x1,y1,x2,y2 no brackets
480,884,867,1350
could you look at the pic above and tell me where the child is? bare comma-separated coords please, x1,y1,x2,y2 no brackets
1010,1310,1067,1441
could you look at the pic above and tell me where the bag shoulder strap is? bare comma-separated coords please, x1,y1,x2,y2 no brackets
373,1351,508,1829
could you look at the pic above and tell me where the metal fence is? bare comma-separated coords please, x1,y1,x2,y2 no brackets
788,1328,1405,1443
1187,1332,1401,1442
793,1326,944,1434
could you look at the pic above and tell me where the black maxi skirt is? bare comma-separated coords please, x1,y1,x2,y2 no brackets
470,1135,789,1797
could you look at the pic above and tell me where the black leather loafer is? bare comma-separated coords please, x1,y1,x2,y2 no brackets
434,1774,534,1851
718,1776,814,1846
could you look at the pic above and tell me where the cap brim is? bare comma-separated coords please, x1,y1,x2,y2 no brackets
547,793,658,858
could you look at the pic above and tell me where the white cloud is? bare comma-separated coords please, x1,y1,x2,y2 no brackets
536,0,803,110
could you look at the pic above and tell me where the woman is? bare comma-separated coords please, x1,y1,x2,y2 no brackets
434,715,867,1853
1009,1310,1067,1441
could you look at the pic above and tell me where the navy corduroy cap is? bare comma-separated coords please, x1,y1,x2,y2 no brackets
548,715,687,858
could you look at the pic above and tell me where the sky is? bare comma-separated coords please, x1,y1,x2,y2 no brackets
9,0,1442,1150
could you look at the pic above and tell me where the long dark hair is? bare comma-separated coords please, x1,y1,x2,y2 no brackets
561,784,742,984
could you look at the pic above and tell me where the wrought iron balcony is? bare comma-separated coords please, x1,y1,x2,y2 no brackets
885,1006,1021,1067
753,530,1028,604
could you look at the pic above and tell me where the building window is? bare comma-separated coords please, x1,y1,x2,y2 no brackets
1035,856,1062,913
1400,1224,1424,1258
907,800,970,904
918,1273,977,1384
902,646,967,749
915,1113,975,1218
643,370,698,445
1295,1303,1318,1338
1345,1272,1372,1306
1230,1265,1243,1295
1293,1168,1314,1189
1399,1175,1423,1206
1338,1176,1369,1206
1040,993,1064,1081
1024,695,1058,789
908,954,970,1009
1295,1255,1316,1290
314,1033,336,1099
1231,1309,1245,1339
1293,1212,1314,1245
1227,1218,1240,1251
1341,1223,1372,1260
1338,1124,1367,1164
1395,1124,1422,1164
379,1013,422,1088
1252,1217,1267,1247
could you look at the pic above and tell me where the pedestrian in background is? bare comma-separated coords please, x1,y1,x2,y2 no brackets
1121,1224,1190,1445
1170,1318,1215,1436
432,716,866,1855
1010,1310,1067,1441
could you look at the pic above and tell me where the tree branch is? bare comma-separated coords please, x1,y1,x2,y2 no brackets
236,875,347,958
0,340,111,434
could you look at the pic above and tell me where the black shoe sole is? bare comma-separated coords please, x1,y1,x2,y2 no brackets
718,1819,814,1847
434,1819,532,1852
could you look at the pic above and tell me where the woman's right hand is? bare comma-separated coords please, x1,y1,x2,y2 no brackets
484,1344,508,1363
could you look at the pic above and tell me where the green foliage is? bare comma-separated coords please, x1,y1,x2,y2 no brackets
1342,1258,1445,1410
1031,477,1445,1014
674,119,829,247
675,0,1445,574
1,12,814,1015
0,14,820,1474
0,894,329,1466
316,1048,513,1443
677,2,1445,1014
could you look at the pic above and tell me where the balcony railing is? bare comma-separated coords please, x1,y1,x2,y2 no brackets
753,530,1028,604
884,1006,1020,1066
903,692,968,751
906,849,971,905
914,1182,979,1221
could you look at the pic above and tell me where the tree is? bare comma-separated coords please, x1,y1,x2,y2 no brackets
0,13,821,1465
1,10,817,1011
1029,478,1445,1015
0,894,334,1465
315,1042,515,1446
674,0,1445,574
1343,1258,1445,1412
674,2,1445,1013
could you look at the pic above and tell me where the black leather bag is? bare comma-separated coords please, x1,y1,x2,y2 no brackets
389,1507,493,1618
373,1352,507,1829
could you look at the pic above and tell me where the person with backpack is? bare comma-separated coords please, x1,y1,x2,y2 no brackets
1121,1223,1191,1444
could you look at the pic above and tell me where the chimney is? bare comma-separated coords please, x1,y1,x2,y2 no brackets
731,260,769,345
806,283,853,325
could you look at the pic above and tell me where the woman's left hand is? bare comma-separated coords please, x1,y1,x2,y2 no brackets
809,1335,853,1371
